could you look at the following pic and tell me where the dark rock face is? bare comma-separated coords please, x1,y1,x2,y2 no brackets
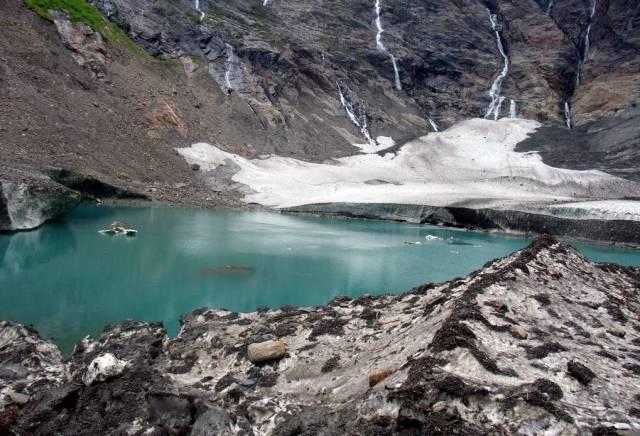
516,107,640,183
47,168,148,200
0,183,11,230
88,0,639,137
2,238,640,434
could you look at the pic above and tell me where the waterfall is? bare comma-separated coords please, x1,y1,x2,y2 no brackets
509,99,517,118
484,10,509,121
496,96,506,119
564,101,573,129
427,117,439,132
374,0,402,91
546,0,555,15
224,44,235,91
566,0,596,129
194,0,205,21
263,0,269,5
575,0,597,87
337,84,377,147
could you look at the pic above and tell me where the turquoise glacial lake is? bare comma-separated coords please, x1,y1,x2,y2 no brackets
1,204,639,353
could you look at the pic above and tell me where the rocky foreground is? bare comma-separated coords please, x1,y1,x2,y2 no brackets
1,236,639,435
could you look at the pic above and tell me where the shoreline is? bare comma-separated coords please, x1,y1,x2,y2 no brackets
80,199,640,249
282,202,640,249
11,197,639,250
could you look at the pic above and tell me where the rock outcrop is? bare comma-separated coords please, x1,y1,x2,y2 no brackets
47,168,148,201
0,167,80,231
51,11,108,79
2,237,639,434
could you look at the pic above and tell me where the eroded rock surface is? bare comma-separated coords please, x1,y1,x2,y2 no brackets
1,237,638,434
0,167,80,231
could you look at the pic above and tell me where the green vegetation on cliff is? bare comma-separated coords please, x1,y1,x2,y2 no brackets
23,0,143,55
24,0,105,30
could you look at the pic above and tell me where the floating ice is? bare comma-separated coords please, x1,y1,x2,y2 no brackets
425,235,443,241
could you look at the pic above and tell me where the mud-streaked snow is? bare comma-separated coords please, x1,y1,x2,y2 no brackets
178,118,639,217
541,200,640,221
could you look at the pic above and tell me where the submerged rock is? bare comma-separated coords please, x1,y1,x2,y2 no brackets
1,237,640,434
201,265,255,276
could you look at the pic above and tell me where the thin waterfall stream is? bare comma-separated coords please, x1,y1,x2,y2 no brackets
484,10,510,120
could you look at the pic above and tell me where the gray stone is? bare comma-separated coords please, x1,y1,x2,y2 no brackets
6,390,30,405
190,408,233,436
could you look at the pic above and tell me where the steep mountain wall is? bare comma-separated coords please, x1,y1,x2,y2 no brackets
0,0,638,228
90,0,639,133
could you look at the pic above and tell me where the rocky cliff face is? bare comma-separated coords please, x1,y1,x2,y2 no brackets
88,0,639,135
1,237,639,434
3,0,639,169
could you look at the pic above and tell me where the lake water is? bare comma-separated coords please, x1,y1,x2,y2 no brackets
1,204,639,353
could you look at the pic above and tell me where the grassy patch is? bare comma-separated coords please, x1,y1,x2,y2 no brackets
24,0,106,31
23,0,148,57
23,0,193,66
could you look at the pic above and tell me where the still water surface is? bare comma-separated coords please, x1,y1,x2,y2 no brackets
1,205,638,353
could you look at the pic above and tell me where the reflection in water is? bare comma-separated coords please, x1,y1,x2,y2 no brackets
0,204,638,354
0,223,77,275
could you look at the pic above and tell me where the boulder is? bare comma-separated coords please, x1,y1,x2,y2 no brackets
247,340,286,364
82,353,127,386
6,390,30,406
